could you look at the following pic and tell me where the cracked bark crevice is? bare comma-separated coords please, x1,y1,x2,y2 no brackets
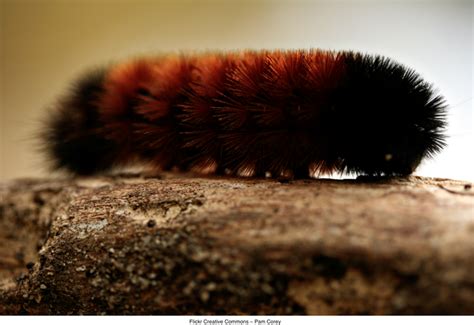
0,174,473,314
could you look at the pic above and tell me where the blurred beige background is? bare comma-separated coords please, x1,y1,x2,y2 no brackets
1,0,472,180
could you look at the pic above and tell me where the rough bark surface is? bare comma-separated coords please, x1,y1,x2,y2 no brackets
0,173,473,315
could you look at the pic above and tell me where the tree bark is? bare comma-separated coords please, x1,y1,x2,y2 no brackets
0,174,473,315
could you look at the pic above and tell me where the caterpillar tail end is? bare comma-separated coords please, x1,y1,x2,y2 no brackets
42,69,118,175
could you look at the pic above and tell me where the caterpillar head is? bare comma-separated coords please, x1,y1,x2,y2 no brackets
330,53,447,176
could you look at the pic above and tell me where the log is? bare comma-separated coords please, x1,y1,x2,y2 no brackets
0,173,473,315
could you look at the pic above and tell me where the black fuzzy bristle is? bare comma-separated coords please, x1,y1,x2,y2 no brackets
332,52,447,176
43,68,119,175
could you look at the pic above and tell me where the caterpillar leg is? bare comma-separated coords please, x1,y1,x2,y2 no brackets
293,166,311,179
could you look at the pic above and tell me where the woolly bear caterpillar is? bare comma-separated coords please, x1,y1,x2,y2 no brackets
42,49,447,179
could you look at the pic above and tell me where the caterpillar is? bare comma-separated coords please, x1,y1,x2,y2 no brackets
43,49,447,179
